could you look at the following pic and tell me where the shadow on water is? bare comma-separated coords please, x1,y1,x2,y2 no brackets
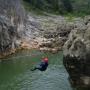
0,50,88,90
72,87,90,90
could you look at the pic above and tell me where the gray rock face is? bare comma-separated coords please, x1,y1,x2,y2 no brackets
63,17,90,87
0,0,26,57
0,16,16,53
25,14,75,52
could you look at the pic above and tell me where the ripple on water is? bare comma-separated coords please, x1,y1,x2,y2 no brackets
0,51,73,90
10,65,72,90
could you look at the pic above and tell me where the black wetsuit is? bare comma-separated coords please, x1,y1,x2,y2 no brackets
31,61,48,71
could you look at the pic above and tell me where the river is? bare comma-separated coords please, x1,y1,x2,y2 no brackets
0,50,73,90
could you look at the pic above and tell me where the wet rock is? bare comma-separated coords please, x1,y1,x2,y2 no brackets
63,17,90,88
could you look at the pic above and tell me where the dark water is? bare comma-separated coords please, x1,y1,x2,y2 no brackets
0,50,73,90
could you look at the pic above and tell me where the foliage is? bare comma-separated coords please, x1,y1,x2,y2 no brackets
23,0,90,16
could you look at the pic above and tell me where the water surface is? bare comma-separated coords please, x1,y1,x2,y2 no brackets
0,50,72,90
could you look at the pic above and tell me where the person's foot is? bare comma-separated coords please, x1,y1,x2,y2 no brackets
31,68,36,71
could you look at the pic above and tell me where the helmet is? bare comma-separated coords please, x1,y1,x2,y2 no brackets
43,57,48,62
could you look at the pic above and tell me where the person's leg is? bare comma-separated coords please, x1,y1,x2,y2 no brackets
31,67,37,71
31,64,42,71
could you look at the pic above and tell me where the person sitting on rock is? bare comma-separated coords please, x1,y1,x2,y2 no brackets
31,57,48,71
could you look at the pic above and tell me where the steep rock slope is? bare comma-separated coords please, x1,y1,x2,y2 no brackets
63,16,90,87
0,0,26,57
25,14,75,53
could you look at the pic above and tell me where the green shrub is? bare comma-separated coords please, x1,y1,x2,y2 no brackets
23,0,90,16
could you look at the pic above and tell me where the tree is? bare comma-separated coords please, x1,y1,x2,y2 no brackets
61,0,73,12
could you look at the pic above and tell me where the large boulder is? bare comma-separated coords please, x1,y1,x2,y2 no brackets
63,17,90,88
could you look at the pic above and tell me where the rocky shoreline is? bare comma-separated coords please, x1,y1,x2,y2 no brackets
63,16,90,88
1,13,90,57
22,14,75,53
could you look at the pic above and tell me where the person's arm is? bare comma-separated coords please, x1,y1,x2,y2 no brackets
39,61,45,66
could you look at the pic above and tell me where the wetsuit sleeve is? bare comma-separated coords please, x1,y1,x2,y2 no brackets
36,62,45,69
39,62,45,66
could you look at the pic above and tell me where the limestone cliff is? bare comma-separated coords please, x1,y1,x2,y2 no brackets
0,0,26,57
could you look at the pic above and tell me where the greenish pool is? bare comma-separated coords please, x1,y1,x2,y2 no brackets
0,50,72,90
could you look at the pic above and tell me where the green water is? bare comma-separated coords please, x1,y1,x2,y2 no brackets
0,50,72,90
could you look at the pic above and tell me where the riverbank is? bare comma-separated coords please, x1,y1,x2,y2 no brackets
1,13,90,58
22,14,90,53
63,15,90,88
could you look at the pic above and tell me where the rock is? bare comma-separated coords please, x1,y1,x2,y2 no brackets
63,17,90,88
0,0,26,58
84,16,90,25
2,0,89,58
39,47,59,53
31,15,75,52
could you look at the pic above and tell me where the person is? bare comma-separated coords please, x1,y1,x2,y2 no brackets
31,57,48,71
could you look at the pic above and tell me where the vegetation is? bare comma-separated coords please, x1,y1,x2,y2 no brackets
23,0,90,16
